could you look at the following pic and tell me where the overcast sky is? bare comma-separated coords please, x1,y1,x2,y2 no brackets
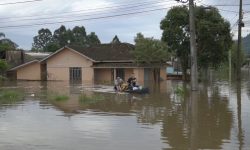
0,0,249,50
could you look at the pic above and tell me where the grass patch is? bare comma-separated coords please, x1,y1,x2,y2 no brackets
53,95,69,101
175,86,185,97
47,92,69,102
0,75,8,81
79,93,105,104
0,89,25,104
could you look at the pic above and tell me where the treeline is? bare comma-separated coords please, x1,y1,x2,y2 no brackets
0,33,19,52
0,32,19,76
242,34,250,55
160,6,233,79
32,25,101,52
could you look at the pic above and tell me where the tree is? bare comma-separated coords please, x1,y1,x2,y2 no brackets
160,6,232,80
133,33,169,82
242,34,250,55
53,25,70,47
87,32,101,46
134,33,168,63
0,32,5,39
33,25,101,50
0,60,8,74
71,26,87,47
111,35,121,44
231,43,245,70
195,7,232,70
160,6,190,80
46,42,60,52
0,33,18,52
32,28,53,52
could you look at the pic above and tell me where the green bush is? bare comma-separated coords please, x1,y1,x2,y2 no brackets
0,89,24,104
47,92,69,102
0,60,8,71
79,93,105,104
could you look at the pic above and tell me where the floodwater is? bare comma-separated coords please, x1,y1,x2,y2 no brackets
0,71,250,150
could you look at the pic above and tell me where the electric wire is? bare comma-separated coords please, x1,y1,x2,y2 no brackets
0,0,173,20
0,0,43,6
0,6,174,29
0,1,176,23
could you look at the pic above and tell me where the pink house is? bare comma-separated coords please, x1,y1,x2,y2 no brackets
9,43,167,84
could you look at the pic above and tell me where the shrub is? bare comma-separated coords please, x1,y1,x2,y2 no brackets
0,89,24,104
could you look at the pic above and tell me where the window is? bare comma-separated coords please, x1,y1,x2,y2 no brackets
116,68,125,80
69,67,82,81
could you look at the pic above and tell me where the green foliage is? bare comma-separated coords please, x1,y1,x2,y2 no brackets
32,25,101,52
231,43,245,69
0,75,8,81
70,26,87,47
46,42,60,52
195,7,232,69
87,32,101,46
53,25,71,47
160,6,190,79
0,60,8,70
32,28,54,52
0,32,5,38
111,35,121,44
175,86,185,97
174,85,187,102
47,92,69,102
242,34,250,55
160,6,232,77
0,60,8,75
0,32,18,51
79,93,105,104
0,89,24,104
53,95,69,101
133,33,169,64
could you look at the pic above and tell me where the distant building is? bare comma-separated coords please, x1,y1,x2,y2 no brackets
8,43,168,84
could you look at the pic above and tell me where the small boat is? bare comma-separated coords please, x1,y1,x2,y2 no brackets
124,87,149,94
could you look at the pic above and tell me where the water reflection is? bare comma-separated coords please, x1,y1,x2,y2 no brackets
0,71,250,149
237,81,244,150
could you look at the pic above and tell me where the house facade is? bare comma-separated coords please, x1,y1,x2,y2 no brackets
9,43,167,84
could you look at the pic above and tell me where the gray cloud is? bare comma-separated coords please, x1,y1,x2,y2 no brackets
0,0,249,49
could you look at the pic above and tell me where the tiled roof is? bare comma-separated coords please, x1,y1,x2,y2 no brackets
69,43,135,62
92,62,169,68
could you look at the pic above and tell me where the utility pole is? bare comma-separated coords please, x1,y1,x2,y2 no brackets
237,0,243,81
176,0,198,91
189,0,198,91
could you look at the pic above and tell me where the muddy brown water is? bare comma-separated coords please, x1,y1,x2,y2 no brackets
0,70,250,150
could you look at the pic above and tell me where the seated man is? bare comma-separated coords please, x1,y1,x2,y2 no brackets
114,77,123,91
127,73,137,90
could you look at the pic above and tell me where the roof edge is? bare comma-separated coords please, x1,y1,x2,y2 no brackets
40,46,96,63
9,60,39,71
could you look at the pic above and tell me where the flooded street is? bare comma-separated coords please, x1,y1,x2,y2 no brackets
0,71,250,150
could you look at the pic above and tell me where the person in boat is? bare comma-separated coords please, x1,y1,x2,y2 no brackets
114,77,123,92
127,73,138,90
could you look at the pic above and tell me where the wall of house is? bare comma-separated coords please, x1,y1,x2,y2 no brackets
133,68,144,85
46,48,94,83
17,62,41,80
160,68,167,80
94,68,144,85
94,68,112,84
124,68,133,81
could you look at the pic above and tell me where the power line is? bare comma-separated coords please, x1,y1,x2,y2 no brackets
208,3,250,7
230,14,239,27
0,6,173,29
0,1,176,23
200,3,238,13
0,0,43,6
0,0,173,20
